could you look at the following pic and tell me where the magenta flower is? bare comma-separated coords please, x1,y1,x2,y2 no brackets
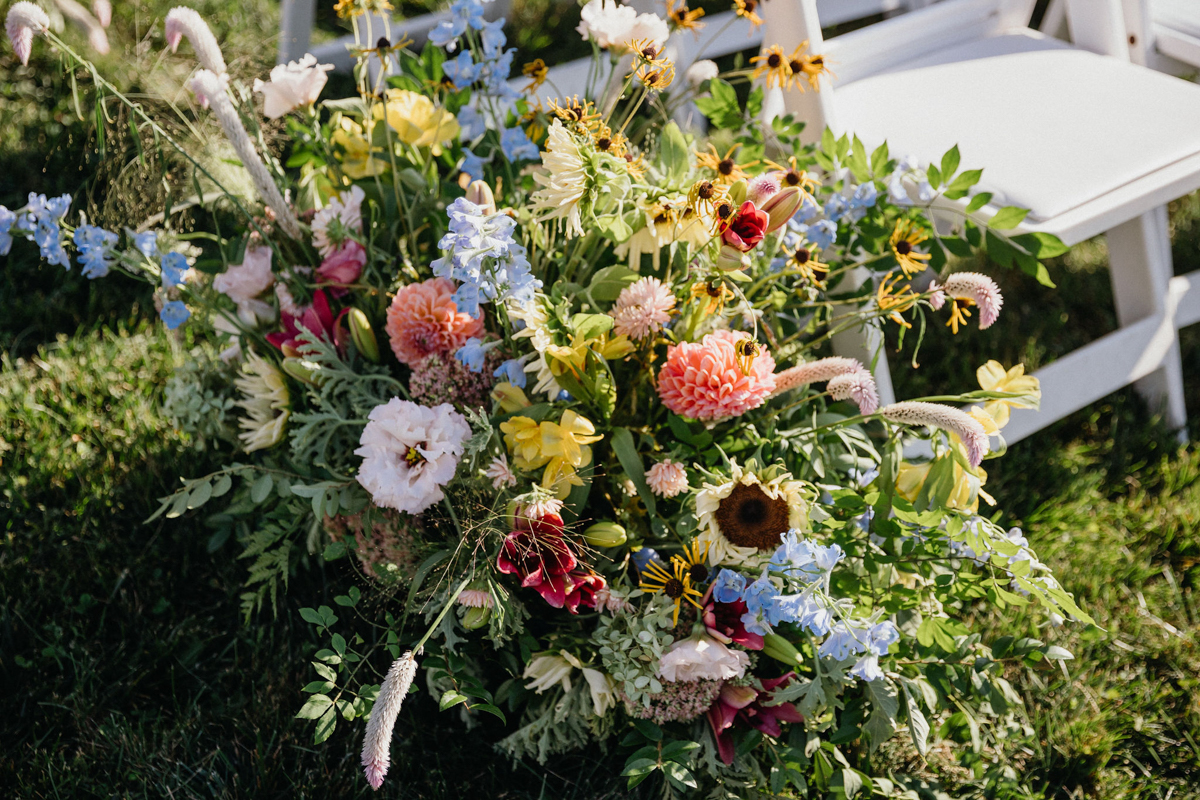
706,674,804,765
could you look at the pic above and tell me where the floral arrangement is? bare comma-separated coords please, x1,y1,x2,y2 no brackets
5,0,1090,794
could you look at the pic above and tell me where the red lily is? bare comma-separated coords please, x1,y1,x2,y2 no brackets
703,596,765,651
497,513,597,611
706,674,804,765
267,288,346,357
720,201,769,252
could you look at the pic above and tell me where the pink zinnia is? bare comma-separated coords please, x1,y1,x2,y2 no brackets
657,330,776,420
612,276,675,340
646,460,688,498
385,278,485,366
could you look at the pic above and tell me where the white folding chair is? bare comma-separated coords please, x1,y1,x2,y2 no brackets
761,0,1200,442
1043,0,1200,75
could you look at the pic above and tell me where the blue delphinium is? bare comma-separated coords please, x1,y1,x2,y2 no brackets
807,219,838,250
741,575,784,636
432,197,542,318
18,193,72,267
429,0,518,100
0,206,15,256
824,193,849,223
460,147,489,182
454,336,492,373
73,225,118,279
444,50,481,90
774,592,833,636
770,530,845,583
710,568,747,604
457,106,487,140
818,619,870,661
500,126,539,162
160,251,189,288
132,230,159,258
160,300,191,330
494,357,527,388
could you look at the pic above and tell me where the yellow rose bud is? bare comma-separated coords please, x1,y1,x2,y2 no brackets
583,522,627,548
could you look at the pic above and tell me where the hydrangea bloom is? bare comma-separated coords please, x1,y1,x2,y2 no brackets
354,399,471,515
432,197,541,317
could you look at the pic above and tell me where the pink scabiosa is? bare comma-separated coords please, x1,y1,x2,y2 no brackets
880,401,990,467
611,276,675,340
385,278,485,366
6,2,50,66
312,185,365,257
646,460,689,498
657,330,776,420
354,399,471,514
770,356,878,414
165,6,227,74
361,650,418,790
928,272,1003,333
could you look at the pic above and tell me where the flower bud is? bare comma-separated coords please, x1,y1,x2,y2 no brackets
348,308,380,362
762,633,803,667
281,357,321,385
461,606,491,630
761,186,802,233
583,521,627,548
492,381,531,413
726,179,747,207
716,243,750,271
466,180,497,215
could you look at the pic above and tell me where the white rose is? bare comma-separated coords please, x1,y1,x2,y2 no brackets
657,635,749,682
253,54,333,120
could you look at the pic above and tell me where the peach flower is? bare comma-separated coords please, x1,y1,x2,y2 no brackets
385,277,485,366
657,330,776,420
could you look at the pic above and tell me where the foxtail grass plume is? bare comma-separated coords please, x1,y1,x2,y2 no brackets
165,6,226,74
929,272,1003,329
189,69,303,239
362,650,418,790
879,401,989,467
6,2,50,66
770,356,879,414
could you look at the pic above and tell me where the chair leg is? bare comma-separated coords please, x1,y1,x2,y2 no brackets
1106,206,1188,437
830,267,897,408
279,0,315,64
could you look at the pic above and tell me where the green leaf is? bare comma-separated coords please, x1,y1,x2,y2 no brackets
988,206,1030,230
943,168,983,198
331,633,347,655
1043,645,1074,661
251,473,274,503
622,758,658,789
439,690,469,711
821,126,837,157
313,705,337,743
863,679,899,751
589,265,641,302
611,428,656,516
965,191,993,213
295,693,332,719
632,719,662,741
571,312,614,341
834,768,867,799
312,661,337,682
662,761,698,790
186,480,213,510
870,141,890,176
940,145,961,183
299,607,323,626
212,473,233,497
1012,231,1070,259
901,679,930,758
658,121,690,182
323,540,347,561
661,740,701,761
302,680,334,693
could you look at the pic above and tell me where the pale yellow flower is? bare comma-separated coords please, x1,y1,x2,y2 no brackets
976,361,1041,429
330,117,385,180
373,90,459,155
500,415,549,470
540,410,602,470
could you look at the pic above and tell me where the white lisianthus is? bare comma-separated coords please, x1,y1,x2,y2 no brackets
686,59,719,87
354,399,470,515
253,54,334,119
657,635,749,683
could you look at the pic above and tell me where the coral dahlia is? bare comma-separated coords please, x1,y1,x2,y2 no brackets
385,277,485,366
657,330,776,420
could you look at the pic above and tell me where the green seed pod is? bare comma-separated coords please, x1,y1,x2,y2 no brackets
281,357,320,385
461,606,491,630
583,521,627,548
348,308,380,362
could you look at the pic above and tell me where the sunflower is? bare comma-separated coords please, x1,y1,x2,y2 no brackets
668,0,705,33
640,558,704,626
890,219,933,277
695,143,758,185
787,243,829,285
695,461,812,566
690,278,735,316
734,0,763,27
523,59,548,93
876,272,918,328
751,45,792,89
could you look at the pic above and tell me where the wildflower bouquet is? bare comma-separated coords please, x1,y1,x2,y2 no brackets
5,0,1091,794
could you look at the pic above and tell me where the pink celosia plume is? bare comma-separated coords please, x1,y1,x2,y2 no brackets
92,0,111,27
657,330,776,420
165,6,226,74
828,369,879,414
361,650,418,790
770,356,879,414
879,401,990,467
931,272,1003,329
6,2,50,66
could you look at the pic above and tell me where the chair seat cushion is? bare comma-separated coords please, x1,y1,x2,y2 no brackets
833,30,1200,222
1157,0,1200,40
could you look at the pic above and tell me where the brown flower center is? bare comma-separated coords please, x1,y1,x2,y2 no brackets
596,137,612,151
664,578,685,598
789,59,804,73
794,247,811,264
767,53,782,68
715,482,791,550
689,563,709,584
718,158,735,175
895,240,913,255
698,181,716,200
716,202,733,219
784,169,801,186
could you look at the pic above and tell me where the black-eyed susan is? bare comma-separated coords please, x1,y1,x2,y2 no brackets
630,38,670,67
691,278,735,316
876,272,918,328
622,151,648,180
734,0,763,27
788,243,829,285
751,45,792,89
765,156,820,195
640,558,704,626
591,122,628,158
668,0,705,33
695,143,758,185
687,179,729,217
548,95,603,132
523,59,548,93
890,219,933,277
784,43,833,91
635,62,675,91
334,0,364,18
676,539,712,585
945,297,975,334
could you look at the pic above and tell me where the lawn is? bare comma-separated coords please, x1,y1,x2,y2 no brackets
2,1,1199,797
